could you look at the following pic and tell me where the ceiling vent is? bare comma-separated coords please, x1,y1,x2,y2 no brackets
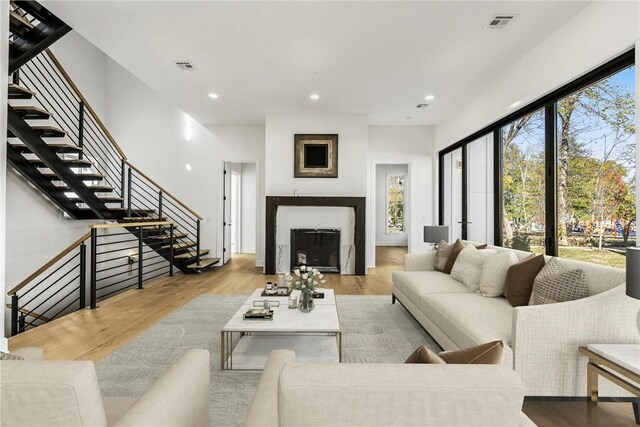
174,60,197,71
416,103,429,109
484,15,515,30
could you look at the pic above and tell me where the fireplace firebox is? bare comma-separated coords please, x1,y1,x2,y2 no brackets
290,229,341,273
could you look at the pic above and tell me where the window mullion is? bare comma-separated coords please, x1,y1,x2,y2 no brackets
544,103,558,257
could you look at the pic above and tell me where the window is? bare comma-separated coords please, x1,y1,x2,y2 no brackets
386,174,406,233
438,49,635,268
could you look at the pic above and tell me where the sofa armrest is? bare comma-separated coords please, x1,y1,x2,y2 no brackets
512,284,638,396
278,363,525,426
113,349,210,427
245,350,296,427
403,250,436,271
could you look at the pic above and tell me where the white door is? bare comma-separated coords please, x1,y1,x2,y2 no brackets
223,162,232,264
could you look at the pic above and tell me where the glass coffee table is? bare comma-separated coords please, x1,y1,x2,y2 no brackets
221,288,342,370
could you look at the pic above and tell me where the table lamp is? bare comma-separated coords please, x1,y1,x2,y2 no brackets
423,226,449,248
626,246,640,334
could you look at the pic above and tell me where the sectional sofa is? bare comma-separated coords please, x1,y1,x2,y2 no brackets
391,242,639,397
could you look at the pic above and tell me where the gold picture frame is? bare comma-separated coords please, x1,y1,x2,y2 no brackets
294,134,338,178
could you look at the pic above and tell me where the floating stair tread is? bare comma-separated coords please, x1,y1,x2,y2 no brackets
186,258,220,269
8,126,66,138
29,158,94,167
161,241,197,250
56,184,114,192
9,10,34,28
41,171,104,180
10,142,81,153
8,84,36,99
174,249,210,259
67,195,123,202
5,304,51,321
149,232,188,240
121,215,164,221
13,105,52,119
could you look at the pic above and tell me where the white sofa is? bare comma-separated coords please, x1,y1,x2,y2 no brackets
0,349,210,426
245,349,536,426
391,243,639,397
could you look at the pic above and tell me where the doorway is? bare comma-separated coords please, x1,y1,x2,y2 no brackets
375,164,409,256
222,162,258,264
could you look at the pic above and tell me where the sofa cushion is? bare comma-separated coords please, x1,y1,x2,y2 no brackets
530,258,588,305
392,271,472,303
504,254,546,307
420,293,514,363
450,245,496,292
405,346,446,364
439,340,504,364
479,252,520,297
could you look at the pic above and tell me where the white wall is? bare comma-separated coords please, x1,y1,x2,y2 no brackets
241,163,257,253
368,126,435,261
1,1,9,350
375,164,408,246
435,1,640,151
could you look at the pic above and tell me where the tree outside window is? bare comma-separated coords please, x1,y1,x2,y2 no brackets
387,174,406,234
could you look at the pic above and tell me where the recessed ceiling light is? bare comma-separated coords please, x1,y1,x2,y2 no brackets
208,93,219,99
424,95,435,101
185,163,192,172
310,94,320,100
508,100,522,109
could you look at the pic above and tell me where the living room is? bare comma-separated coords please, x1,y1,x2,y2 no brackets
1,1,639,426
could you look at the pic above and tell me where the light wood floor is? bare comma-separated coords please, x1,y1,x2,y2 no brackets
8,246,635,426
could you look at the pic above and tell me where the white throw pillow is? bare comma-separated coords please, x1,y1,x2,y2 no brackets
450,245,496,291
479,252,520,297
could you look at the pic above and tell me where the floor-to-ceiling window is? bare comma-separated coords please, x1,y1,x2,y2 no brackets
438,49,635,268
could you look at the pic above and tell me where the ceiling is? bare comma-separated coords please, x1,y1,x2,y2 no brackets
43,1,590,126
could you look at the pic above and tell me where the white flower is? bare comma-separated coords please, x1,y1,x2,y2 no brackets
301,284,306,289
313,281,318,285
321,280,326,284
300,265,307,271
319,274,324,279
302,273,308,279
294,269,300,275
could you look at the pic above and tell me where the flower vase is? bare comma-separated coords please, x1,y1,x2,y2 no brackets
298,290,314,313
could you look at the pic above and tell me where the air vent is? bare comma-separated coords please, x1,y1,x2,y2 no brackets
174,60,197,71
416,103,429,109
484,15,515,30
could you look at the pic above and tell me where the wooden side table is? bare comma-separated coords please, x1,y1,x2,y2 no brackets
579,345,640,426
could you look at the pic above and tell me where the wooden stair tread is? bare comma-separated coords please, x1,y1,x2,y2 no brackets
186,258,220,269
13,105,52,119
41,171,104,180
10,10,34,28
67,195,123,202
5,304,51,322
174,249,210,259
28,158,94,167
149,232,188,240
161,241,196,250
10,142,81,153
8,84,36,99
8,126,67,138
56,184,114,192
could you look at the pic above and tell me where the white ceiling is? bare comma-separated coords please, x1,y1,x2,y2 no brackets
43,1,590,126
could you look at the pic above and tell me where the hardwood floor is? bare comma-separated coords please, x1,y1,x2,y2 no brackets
8,246,635,426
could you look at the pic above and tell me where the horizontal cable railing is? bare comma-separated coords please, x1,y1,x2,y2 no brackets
7,221,176,336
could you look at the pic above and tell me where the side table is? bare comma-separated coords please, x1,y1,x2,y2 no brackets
579,344,640,426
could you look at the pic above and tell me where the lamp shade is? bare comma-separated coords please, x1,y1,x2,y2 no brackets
627,247,640,300
423,226,449,244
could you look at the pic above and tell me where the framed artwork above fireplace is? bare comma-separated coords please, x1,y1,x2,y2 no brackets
294,134,338,178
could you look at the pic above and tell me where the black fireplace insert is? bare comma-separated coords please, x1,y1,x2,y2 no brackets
290,229,341,273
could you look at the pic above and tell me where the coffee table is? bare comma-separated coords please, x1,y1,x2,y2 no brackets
221,288,341,370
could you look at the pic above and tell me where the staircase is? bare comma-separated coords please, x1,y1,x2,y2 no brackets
6,1,219,274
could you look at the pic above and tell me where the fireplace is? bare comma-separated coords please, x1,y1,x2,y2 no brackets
290,229,341,273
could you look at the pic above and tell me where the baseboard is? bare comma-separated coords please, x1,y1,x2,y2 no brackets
255,259,264,267
1,337,8,352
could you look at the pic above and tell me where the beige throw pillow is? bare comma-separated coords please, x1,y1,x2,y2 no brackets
434,240,453,272
479,252,520,297
450,245,496,291
439,341,504,364
404,346,447,364
529,258,588,305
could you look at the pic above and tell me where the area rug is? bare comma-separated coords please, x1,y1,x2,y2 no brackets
96,294,440,426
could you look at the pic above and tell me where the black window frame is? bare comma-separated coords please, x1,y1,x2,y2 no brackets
438,48,636,256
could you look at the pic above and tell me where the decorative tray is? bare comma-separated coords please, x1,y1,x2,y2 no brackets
243,308,274,321
261,289,291,297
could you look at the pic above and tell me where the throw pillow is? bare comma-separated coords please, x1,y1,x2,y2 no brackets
434,240,453,272
504,254,546,307
443,239,465,274
474,244,488,250
529,258,589,305
0,351,24,360
439,341,504,364
450,245,496,291
404,345,446,364
479,252,520,297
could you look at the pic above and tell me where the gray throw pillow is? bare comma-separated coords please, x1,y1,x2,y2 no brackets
529,258,588,305
434,240,452,272
0,351,24,360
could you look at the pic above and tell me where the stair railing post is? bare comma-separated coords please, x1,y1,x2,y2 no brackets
127,168,133,217
196,219,201,266
12,70,19,85
158,191,163,220
18,315,26,334
10,295,19,336
78,100,84,159
90,228,97,309
120,160,126,209
79,243,86,309
138,226,144,289
169,224,174,277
